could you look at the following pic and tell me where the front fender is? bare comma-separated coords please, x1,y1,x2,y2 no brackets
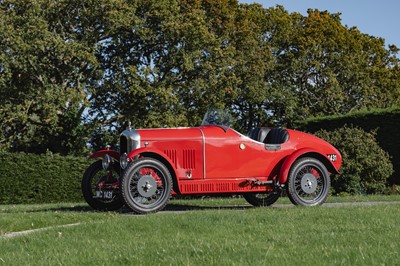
88,150,120,161
278,148,340,185
126,147,161,160
127,147,177,171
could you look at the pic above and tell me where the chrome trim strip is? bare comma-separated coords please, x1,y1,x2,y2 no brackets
197,127,206,179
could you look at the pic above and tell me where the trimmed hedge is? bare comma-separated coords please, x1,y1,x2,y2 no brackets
0,151,89,204
296,107,400,185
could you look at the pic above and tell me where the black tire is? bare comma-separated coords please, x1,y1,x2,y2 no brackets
121,158,172,214
287,157,330,206
243,190,281,206
82,160,124,211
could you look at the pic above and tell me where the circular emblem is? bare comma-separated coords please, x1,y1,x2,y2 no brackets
240,143,246,150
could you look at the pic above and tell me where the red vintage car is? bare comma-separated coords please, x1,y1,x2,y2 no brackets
82,110,342,213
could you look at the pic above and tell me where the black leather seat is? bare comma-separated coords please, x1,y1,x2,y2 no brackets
247,127,271,143
264,128,288,144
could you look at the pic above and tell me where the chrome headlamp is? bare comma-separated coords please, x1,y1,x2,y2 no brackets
120,153,131,170
102,154,113,170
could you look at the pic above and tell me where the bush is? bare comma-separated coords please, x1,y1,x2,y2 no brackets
315,126,394,194
0,151,89,204
295,107,400,185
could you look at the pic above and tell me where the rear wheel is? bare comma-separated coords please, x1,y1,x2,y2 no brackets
287,157,330,206
243,190,280,206
82,160,124,211
121,158,172,214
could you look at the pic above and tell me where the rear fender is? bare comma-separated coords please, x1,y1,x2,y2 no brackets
278,148,340,185
88,150,120,161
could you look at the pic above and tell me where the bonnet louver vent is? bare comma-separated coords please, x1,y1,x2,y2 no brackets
183,149,195,169
164,150,177,168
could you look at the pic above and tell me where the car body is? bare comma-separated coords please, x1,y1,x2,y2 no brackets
82,110,342,213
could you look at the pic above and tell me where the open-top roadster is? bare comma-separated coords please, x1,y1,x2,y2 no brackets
82,110,342,213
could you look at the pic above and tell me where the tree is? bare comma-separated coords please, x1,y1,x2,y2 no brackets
0,0,99,154
1,0,399,153
84,0,247,149
266,9,400,126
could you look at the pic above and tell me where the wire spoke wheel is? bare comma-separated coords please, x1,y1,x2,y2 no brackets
121,158,172,214
82,160,124,211
287,157,330,206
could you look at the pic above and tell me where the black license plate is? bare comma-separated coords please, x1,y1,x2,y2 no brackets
95,190,113,199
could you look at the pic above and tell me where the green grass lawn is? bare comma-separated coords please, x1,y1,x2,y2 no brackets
1,196,399,265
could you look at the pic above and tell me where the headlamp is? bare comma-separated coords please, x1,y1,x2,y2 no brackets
102,154,113,170
120,153,130,169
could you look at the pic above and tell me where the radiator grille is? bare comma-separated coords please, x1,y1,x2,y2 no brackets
120,136,127,155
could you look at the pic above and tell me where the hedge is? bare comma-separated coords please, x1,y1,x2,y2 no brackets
295,107,400,185
0,151,89,204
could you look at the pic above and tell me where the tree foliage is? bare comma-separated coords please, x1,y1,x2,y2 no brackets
0,0,98,154
1,0,399,153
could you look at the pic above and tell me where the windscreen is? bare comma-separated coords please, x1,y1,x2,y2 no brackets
201,109,233,127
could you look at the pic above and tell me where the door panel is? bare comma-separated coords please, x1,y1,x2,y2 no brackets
201,127,276,179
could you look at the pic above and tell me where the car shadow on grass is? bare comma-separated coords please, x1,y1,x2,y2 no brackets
162,204,253,212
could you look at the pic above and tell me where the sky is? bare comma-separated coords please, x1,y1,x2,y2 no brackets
239,0,400,48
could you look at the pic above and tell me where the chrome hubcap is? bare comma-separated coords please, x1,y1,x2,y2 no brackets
301,173,317,194
137,175,157,197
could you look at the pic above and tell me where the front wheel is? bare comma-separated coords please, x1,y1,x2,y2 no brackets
82,160,124,211
121,158,172,214
287,157,330,206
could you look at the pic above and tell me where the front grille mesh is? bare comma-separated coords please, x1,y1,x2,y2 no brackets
120,136,127,154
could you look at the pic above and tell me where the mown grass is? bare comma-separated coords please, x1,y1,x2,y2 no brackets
0,196,399,265
169,194,400,207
